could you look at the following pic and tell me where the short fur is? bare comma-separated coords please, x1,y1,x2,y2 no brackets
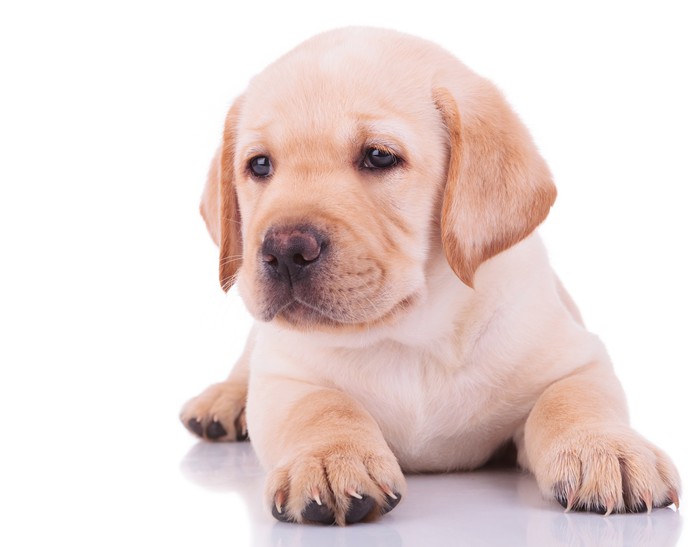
181,28,680,524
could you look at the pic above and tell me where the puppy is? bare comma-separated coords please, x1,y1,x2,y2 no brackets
181,27,680,525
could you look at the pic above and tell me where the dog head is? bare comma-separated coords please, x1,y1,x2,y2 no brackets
200,28,556,332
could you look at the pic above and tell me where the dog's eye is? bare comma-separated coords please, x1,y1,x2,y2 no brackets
249,156,273,178
363,148,399,170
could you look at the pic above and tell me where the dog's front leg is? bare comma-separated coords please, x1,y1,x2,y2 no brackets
247,376,405,525
520,362,680,514
180,329,254,442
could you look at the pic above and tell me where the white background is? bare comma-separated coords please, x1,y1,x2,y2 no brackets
1,1,698,545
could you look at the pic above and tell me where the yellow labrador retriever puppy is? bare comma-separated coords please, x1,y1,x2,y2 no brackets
181,27,680,525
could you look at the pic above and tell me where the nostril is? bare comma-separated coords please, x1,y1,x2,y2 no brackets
263,254,279,268
292,253,316,266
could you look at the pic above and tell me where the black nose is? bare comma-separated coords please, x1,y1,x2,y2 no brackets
262,226,325,282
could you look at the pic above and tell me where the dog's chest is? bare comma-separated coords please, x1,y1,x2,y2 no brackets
320,343,526,472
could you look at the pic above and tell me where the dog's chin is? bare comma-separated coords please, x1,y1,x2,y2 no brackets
277,300,343,330
261,294,419,333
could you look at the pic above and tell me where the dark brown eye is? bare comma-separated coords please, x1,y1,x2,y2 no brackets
363,148,398,169
249,155,272,178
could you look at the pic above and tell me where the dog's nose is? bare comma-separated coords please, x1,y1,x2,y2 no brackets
262,226,324,281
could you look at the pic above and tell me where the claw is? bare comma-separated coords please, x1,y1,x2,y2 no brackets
564,490,579,513
643,491,653,514
670,489,680,510
604,496,617,516
381,484,399,500
347,488,363,500
274,491,285,515
311,487,322,506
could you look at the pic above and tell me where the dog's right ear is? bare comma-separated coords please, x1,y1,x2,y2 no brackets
200,102,243,292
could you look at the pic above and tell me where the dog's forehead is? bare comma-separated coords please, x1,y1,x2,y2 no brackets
238,29,444,148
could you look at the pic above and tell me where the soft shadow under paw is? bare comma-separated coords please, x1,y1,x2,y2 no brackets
180,441,262,492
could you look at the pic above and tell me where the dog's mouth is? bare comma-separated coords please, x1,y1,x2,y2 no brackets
249,230,421,330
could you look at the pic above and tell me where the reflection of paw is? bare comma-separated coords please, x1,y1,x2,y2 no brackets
180,381,248,442
536,427,680,514
266,442,405,525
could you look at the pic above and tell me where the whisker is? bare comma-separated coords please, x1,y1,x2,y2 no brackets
219,254,244,266
222,217,243,227
220,271,239,291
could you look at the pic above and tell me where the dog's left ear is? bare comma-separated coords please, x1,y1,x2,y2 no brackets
434,83,556,287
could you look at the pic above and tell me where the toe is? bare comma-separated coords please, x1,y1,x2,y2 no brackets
382,492,402,514
234,412,249,441
271,503,295,523
187,418,204,437
301,501,335,525
345,495,376,524
205,420,227,440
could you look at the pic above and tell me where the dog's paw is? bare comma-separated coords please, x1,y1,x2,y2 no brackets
266,442,406,525
536,426,680,514
180,380,248,442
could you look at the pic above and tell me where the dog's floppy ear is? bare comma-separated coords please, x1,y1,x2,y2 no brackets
434,83,556,287
200,102,243,292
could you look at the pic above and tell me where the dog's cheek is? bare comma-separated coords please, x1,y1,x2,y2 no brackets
235,266,265,318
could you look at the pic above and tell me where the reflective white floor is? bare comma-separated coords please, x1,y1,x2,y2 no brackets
179,441,684,547
1,407,693,547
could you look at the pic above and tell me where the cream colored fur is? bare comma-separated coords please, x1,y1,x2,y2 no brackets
181,27,680,525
